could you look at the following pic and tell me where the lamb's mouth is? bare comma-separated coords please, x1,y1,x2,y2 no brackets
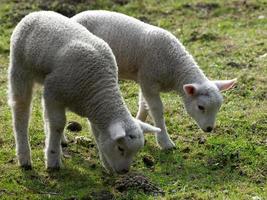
200,126,214,133
100,153,130,174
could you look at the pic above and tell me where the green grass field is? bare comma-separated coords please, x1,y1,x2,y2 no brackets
0,0,266,199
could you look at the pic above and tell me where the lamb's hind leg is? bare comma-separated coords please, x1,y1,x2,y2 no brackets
8,68,33,169
141,87,175,150
136,89,149,121
43,95,66,170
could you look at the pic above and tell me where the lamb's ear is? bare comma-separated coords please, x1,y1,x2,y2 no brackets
136,119,161,133
183,84,198,96
213,79,237,92
109,122,126,141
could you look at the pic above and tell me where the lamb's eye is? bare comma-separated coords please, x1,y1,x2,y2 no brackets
198,105,205,111
118,146,124,152
129,135,135,139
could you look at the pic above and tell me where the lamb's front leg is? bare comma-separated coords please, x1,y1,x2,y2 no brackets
43,98,66,169
141,89,175,149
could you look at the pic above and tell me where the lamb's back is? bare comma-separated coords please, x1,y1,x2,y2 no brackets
72,11,182,81
72,11,155,79
11,11,106,75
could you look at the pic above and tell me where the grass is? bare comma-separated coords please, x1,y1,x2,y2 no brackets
0,0,266,199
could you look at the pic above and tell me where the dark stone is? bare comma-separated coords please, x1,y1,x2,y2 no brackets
67,121,82,132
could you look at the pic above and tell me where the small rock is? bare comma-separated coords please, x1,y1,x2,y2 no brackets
143,155,155,168
198,136,206,144
67,121,82,132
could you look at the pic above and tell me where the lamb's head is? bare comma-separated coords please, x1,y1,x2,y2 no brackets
95,119,161,174
183,79,236,132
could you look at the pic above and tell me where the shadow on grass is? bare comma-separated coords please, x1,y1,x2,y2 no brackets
18,156,105,198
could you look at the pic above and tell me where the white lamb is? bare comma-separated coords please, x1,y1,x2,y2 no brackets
8,11,161,173
72,10,236,149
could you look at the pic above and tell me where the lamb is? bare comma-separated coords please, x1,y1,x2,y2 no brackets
8,11,161,173
72,10,236,149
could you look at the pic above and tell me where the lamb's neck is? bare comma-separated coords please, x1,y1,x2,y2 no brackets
85,86,131,128
174,52,208,97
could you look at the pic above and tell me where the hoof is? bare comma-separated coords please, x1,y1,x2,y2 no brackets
20,164,32,170
158,141,176,150
163,146,177,153
162,146,176,151
47,166,60,172
46,161,61,171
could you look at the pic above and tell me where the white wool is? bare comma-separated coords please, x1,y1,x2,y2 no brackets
72,10,236,149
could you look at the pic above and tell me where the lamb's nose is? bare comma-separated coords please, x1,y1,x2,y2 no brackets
206,126,213,132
